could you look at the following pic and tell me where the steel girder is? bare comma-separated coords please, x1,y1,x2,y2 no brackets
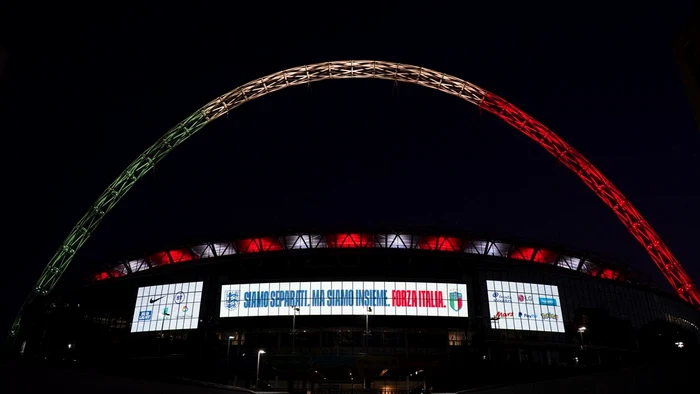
10,60,698,338
91,233,650,286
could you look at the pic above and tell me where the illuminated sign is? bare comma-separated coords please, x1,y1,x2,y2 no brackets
131,281,203,333
220,281,468,318
517,294,533,303
138,311,152,321
486,280,564,333
492,292,512,303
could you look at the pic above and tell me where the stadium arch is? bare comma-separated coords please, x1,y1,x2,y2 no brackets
10,60,699,337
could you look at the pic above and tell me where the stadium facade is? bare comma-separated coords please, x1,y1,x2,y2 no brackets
18,232,700,392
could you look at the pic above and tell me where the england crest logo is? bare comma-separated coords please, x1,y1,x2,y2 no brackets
225,290,240,310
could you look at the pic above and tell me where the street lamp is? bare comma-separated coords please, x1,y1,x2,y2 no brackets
578,326,586,349
364,307,373,353
256,349,266,388
291,307,300,354
416,370,425,394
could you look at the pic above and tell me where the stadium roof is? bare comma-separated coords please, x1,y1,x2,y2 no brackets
90,231,653,288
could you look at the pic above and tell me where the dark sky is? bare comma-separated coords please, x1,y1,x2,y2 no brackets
1,2,699,333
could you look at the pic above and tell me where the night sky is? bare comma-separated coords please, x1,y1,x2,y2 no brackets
1,3,699,333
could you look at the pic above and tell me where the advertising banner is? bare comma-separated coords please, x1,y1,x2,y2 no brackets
486,280,564,333
220,281,468,318
131,281,203,333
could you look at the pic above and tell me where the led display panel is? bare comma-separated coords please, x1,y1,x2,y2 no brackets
220,281,468,318
131,281,203,333
486,280,564,333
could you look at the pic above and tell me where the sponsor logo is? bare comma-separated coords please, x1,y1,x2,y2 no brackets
539,297,557,306
449,291,464,312
518,311,537,318
541,312,558,319
162,306,170,318
492,292,512,303
494,311,514,318
181,305,189,314
225,290,240,310
174,291,186,304
138,310,152,321
517,294,533,303
149,295,164,304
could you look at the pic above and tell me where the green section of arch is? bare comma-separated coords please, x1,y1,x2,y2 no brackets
10,109,211,337
10,61,486,337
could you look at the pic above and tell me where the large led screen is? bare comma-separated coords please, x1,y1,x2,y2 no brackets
486,280,564,333
131,281,203,333
220,281,468,318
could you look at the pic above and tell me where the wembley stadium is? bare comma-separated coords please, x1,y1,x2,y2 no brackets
15,231,700,392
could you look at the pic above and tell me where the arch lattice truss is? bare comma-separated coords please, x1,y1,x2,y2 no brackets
11,60,699,336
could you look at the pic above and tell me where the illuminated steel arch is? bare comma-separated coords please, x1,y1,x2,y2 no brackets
10,60,699,336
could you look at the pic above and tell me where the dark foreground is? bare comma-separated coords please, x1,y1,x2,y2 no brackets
1,358,698,394
0,362,257,394
463,358,699,394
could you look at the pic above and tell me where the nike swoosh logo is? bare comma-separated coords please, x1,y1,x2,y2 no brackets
149,296,164,303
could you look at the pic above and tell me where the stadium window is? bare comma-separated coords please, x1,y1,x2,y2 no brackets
381,329,403,346
109,318,128,330
448,330,465,346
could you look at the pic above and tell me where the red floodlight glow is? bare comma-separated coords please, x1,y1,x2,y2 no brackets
511,247,534,262
329,233,374,248
236,238,283,253
168,249,195,263
418,236,461,252
94,272,109,281
511,247,558,264
149,251,171,266
532,249,558,264
259,237,283,252
599,269,619,280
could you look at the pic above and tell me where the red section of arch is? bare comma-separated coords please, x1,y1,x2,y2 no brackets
480,92,700,306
